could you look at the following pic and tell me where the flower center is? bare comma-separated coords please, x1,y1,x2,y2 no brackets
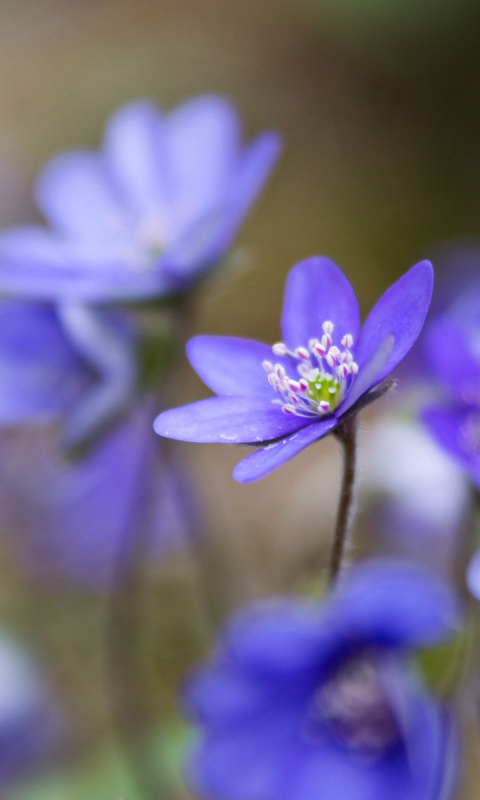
136,211,169,269
262,321,358,417
308,651,401,760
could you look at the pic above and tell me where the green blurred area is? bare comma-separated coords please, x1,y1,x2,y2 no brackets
1,0,480,796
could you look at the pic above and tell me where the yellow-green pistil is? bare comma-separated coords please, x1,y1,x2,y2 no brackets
305,369,341,410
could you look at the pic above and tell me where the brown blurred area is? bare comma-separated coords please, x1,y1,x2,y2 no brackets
1,0,480,796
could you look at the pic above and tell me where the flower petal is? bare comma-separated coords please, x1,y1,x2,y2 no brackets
164,130,281,278
332,559,460,647
154,396,306,443
280,257,360,351
338,335,394,416
222,598,337,674
467,548,480,601
165,95,240,235
0,301,86,424
287,741,409,800
421,405,480,486
36,151,126,243
424,317,480,403
57,303,136,447
187,709,299,800
186,335,288,399
103,100,172,224
184,663,274,727
354,260,433,385
0,226,173,302
233,418,336,483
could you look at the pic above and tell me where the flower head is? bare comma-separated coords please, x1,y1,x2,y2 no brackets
184,560,459,800
154,257,433,482
0,96,281,302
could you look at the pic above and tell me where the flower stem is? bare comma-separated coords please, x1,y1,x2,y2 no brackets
328,416,358,586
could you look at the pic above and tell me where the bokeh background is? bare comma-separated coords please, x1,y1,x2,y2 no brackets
1,0,480,797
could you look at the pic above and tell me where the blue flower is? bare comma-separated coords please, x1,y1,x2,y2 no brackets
0,299,136,446
154,257,433,482
0,96,281,302
184,560,459,800
421,288,480,488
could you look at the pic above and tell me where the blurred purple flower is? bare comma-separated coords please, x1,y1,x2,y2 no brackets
0,298,136,447
421,288,480,488
184,560,458,800
0,96,281,302
0,300,88,425
154,256,433,482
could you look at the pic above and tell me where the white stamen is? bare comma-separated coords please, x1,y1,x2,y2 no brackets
321,333,332,350
265,323,359,420
295,347,310,361
313,342,327,357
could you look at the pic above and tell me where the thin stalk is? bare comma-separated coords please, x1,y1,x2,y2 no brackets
327,416,358,587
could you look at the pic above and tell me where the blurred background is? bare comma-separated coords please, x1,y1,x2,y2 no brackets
1,0,480,797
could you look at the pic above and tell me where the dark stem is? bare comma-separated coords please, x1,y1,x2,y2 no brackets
328,416,358,587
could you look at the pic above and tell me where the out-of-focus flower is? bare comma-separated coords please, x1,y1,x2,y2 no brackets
0,402,192,590
421,288,480,488
0,300,89,425
0,96,281,302
0,298,136,447
184,560,459,800
0,634,59,784
155,256,433,482
360,417,469,572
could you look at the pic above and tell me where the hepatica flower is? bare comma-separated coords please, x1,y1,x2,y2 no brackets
0,298,136,446
155,257,433,482
184,560,459,800
0,96,281,302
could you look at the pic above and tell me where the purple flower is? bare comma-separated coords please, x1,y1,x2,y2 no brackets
154,257,433,482
184,560,459,800
0,298,137,446
420,288,480,488
0,96,281,302
0,300,89,425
